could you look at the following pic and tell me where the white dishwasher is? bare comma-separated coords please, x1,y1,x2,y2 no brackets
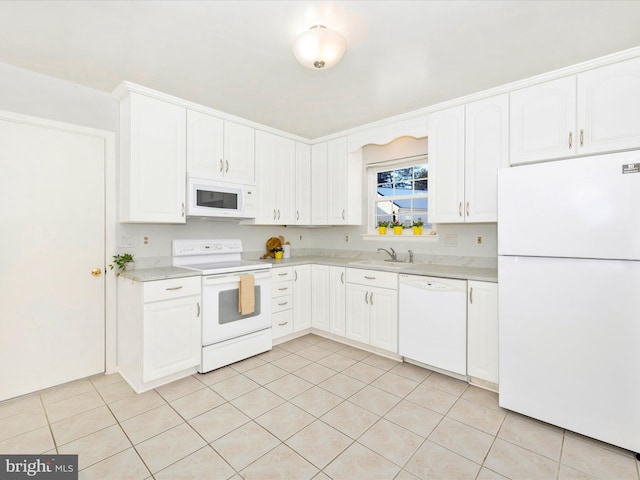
398,274,467,377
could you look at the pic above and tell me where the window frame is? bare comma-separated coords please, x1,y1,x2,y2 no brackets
365,154,436,238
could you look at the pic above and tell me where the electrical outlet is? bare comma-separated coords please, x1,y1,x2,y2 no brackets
345,235,350,242
142,235,151,247
119,235,134,248
444,234,457,247
475,235,483,246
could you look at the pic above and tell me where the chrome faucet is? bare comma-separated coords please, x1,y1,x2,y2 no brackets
377,247,397,261
408,249,414,263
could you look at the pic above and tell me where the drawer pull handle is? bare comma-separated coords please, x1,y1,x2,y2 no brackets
278,272,288,276
278,287,289,291
278,321,288,326
165,286,183,291
364,276,376,280
278,301,289,306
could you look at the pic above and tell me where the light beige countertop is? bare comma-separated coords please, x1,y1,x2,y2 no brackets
118,266,201,282
260,255,497,282
121,254,497,283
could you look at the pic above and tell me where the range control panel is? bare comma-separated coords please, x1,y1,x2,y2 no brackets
173,239,243,256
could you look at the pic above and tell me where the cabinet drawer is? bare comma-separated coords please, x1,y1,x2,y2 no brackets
272,294,293,313
273,281,293,297
272,267,293,282
144,276,201,303
346,268,398,290
272,310,294,338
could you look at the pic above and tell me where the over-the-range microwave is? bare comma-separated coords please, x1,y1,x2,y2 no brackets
186,177,257,219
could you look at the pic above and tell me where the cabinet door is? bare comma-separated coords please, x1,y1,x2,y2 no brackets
329,267,346,336
369,287,398,352
142,295,200,382
295,142,311,225
254,131,279,223
311,143,328,225
223,121,255,182
577,57,640,155
124,93,186,223
428,106,465,223
465,95,509,222
293,265,312,331
276,137,297,224
510,76,576,165
327,137,348,224
311,265,330,332
467,281,498,385
186,110,224,179
345,283,370,344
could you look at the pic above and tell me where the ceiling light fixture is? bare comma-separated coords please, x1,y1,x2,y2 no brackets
292,25,346,70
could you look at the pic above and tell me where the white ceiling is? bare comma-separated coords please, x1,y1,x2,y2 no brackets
1,1,640,139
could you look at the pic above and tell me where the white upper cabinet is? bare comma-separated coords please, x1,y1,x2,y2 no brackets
186,109,255,183
577,57,640,155
428,106,465,223
511,56,640,164
119,92,187,223
254,131,296,225
465,95,510,222
510,77,577,165
310,142,328,225
327,137,349,225
224,121,255,182
295,142,311,225
311,137,361,226
429,95,508,223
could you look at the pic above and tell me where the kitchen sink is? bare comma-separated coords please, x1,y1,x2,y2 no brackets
348,259,409,269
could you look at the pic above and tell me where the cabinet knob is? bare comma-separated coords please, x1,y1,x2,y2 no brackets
91,268,102,277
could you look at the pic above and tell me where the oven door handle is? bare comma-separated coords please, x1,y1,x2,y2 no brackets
202,270,271,285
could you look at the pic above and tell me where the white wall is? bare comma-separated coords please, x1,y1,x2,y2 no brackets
0,62,117,131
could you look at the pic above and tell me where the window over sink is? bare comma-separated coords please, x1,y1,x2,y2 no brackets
367,154,433,235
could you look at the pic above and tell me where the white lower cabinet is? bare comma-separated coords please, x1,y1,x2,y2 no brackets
329,267,346,336
118,276,201,393
467,280,499,386
311,265,330,333
293,265,312,332
345,268,398,353
271,267,294,339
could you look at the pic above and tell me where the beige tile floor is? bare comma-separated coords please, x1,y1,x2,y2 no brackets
1,333,639,480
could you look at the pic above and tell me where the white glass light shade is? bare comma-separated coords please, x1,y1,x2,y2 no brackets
292,25,346,70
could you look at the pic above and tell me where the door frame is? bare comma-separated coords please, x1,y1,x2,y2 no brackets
0,109,117,375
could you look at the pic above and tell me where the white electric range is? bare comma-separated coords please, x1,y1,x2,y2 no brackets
172,239,272,373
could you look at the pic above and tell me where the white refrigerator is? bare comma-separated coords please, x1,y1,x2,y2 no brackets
497,150,640,456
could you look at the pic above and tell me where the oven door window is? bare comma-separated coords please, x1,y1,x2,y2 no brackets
218,285,261,323
196,189,238,210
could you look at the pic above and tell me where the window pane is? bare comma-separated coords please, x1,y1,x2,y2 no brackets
394,180,413,193
377,185,393,197
414,179,428,192
414,165,428,179
393,168,412,183
377,171,393,184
